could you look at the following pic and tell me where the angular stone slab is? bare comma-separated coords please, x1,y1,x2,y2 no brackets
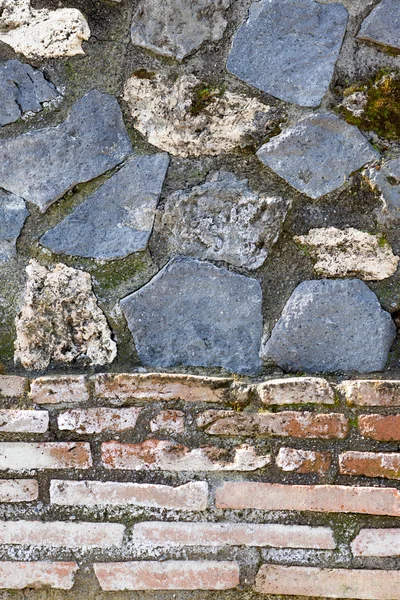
40,153,169,260
257,112,379,199
263,279,395,374
364,158,400,224
227,0,348,107
0,90,132,212
357,0,400,52
120,257,263,375
0,191,29,262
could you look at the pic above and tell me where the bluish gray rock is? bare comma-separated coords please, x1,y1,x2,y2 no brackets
120,257,263,374
364,158,400,224
227,0,348,107
257,112,379,199
40,153,170,259
357,0,400,51
0,190,29,262
0,90,132,212
263,279,396,374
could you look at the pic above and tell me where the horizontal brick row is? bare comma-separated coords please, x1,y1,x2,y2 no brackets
0,562,78,590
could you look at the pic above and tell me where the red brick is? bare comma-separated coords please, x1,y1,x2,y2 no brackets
215,482,400,516
150,410,185,434
340,451,400,479
352,528,400,557
0,376,27,399
358,414,400,441
257,377,334,405
57,407,142,434
94,560,239,591
102,439,270,472
276,447,331,473
0,561,78,590
0,442,92,471
254,564,400,599
29,375,89,405
0,480,38,502
0,410,48,433
338,380,400,407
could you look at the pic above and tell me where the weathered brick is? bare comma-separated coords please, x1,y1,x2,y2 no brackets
340,451,400,479
254,564,400,599
57,407,142,434
0,376,27,399
0,561,78,590
50,480,208,510
29,375,89,405
276,447,331,473
352,528,400,557
197,410,348,439
0,410,48,433
150,410,185,434
215,482,400,516
358,414,400,441
133,522,335,549
257,377,335,405
338,380,400,406
94,560,239,591
0,480,38,502
0,442,92,471
0,521,124,548
102,439,270,471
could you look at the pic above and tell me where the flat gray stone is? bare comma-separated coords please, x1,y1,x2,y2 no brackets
357,0,400,51
257,112,379,199
0,90,132,212
364,158,400,224
227,0,348,107
0,59,59,127
40,153,169,259
0,190,29,262
263,279,396,374
120,257,263,374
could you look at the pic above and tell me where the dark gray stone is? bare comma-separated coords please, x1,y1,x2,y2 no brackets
40,153,170,259
0,60,59,127
0,90,132,212
263,279,396,374
0,190,29,262
364,158,400,224
357,0,400,51
120,257,263,374
257,112,379,199
227,0,348,107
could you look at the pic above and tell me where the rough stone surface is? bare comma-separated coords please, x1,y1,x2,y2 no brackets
0,90,132,212
257,112,379,199
227,0,348,107
294,227,399,280
263,279,395,374
276,447,331,474
338,380,400,407
15,261,117,371
0,561,78,590
364,159,400,224
0,190,29,262
120,257,263,374
352,529,400,557
161,171,291,270
256,377,335,405
29,376,89,405
41,153,169,259
131,0,230,61
123,73,275,158
0,0,90,59
357,0,400,52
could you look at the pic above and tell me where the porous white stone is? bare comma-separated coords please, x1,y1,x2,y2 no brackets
357,0,400,52
364,159,400,224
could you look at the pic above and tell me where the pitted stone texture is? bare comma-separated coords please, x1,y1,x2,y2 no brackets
294,227,399,280
257,112,378,199
227,0,348,107
131,0,230,61
15,260,117,371
123,73,275,158
0,90,132,212
263,279,395,374
40,153,169,259
0,191,29,262
0,0,90,59
161,171,291,270
357,0,400,52
364,159,400,224
0,60,59,127
120,257,262,375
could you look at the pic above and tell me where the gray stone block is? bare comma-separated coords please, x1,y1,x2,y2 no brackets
263,279,396,374
120,257,263,374
40,153,169,259
257,112,379,199
357,0,400,51
0,190,29,262
227,0,348,107
0,90,132,212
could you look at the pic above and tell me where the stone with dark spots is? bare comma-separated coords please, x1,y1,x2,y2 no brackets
357,0,400,52
0,190,29,262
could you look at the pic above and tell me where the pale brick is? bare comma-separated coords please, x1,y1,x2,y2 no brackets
276,447,331,473
0,521,124,548
0,442,92,471
150,410,185,434
254,564,400,599
340,451,400,479
0,480,38,502
338,379,400,406
29,375,89,405
257,377,334,405
102,439,270,471
0,561,78,590
0,410,48,433
358,414,400,441
215,482,400,516
352,529,400,557
133,522,335,549
50,480,208,510
94,560,239,591
0,376,27,398
57,407,142,434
